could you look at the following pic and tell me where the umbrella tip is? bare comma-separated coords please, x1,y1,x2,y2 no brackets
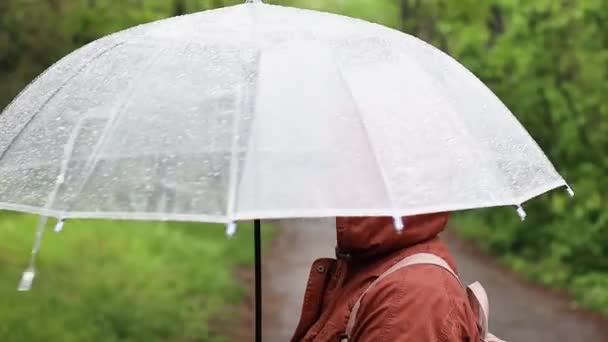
516,205,527,221
393,216,404,233
566,185,575,197
226,221,238,238
54,218,66,233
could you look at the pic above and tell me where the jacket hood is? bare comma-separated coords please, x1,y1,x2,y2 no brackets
335,212,450,259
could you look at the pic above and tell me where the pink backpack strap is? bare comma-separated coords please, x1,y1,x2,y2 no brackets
341,253,506,342
341,253,461,342
468,282,489,337
468,282,507,342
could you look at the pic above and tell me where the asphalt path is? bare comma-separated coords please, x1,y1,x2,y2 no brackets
252,224,608,341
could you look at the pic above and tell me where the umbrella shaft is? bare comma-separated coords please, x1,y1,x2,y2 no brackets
255,219,262,342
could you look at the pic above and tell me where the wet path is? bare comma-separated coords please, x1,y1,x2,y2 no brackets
261,223,335,341
257,225,608,342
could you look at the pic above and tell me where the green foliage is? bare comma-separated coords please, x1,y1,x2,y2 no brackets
400,0,608,315
0,214,273,341
278,0,401,28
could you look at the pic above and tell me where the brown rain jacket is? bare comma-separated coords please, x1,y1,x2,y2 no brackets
291,213,481,342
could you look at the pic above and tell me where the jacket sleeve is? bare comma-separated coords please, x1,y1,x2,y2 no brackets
350,264,480,342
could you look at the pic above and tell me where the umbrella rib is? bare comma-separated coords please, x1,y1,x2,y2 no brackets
333,59,398,217
61,47,168,214
226,4,263,223
225,72,249,223
225,92,242,223
0,41,126,161
226,49,263,223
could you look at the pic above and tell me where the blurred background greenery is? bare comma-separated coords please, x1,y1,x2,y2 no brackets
0,0,606,340
0,215,273,341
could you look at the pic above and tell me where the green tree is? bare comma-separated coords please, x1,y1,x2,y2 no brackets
400,0,608,314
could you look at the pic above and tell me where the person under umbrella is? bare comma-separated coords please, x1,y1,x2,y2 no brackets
292,213,504,342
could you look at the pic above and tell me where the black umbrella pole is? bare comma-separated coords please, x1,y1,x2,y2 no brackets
254,219,262,342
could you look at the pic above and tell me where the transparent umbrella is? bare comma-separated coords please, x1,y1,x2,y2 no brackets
0,1,571,340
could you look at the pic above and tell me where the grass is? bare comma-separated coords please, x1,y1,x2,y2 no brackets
0,212,274,342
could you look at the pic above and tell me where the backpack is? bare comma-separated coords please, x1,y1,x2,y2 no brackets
340,253,506,342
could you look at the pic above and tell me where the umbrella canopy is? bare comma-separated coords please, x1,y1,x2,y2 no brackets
0,1,569,224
